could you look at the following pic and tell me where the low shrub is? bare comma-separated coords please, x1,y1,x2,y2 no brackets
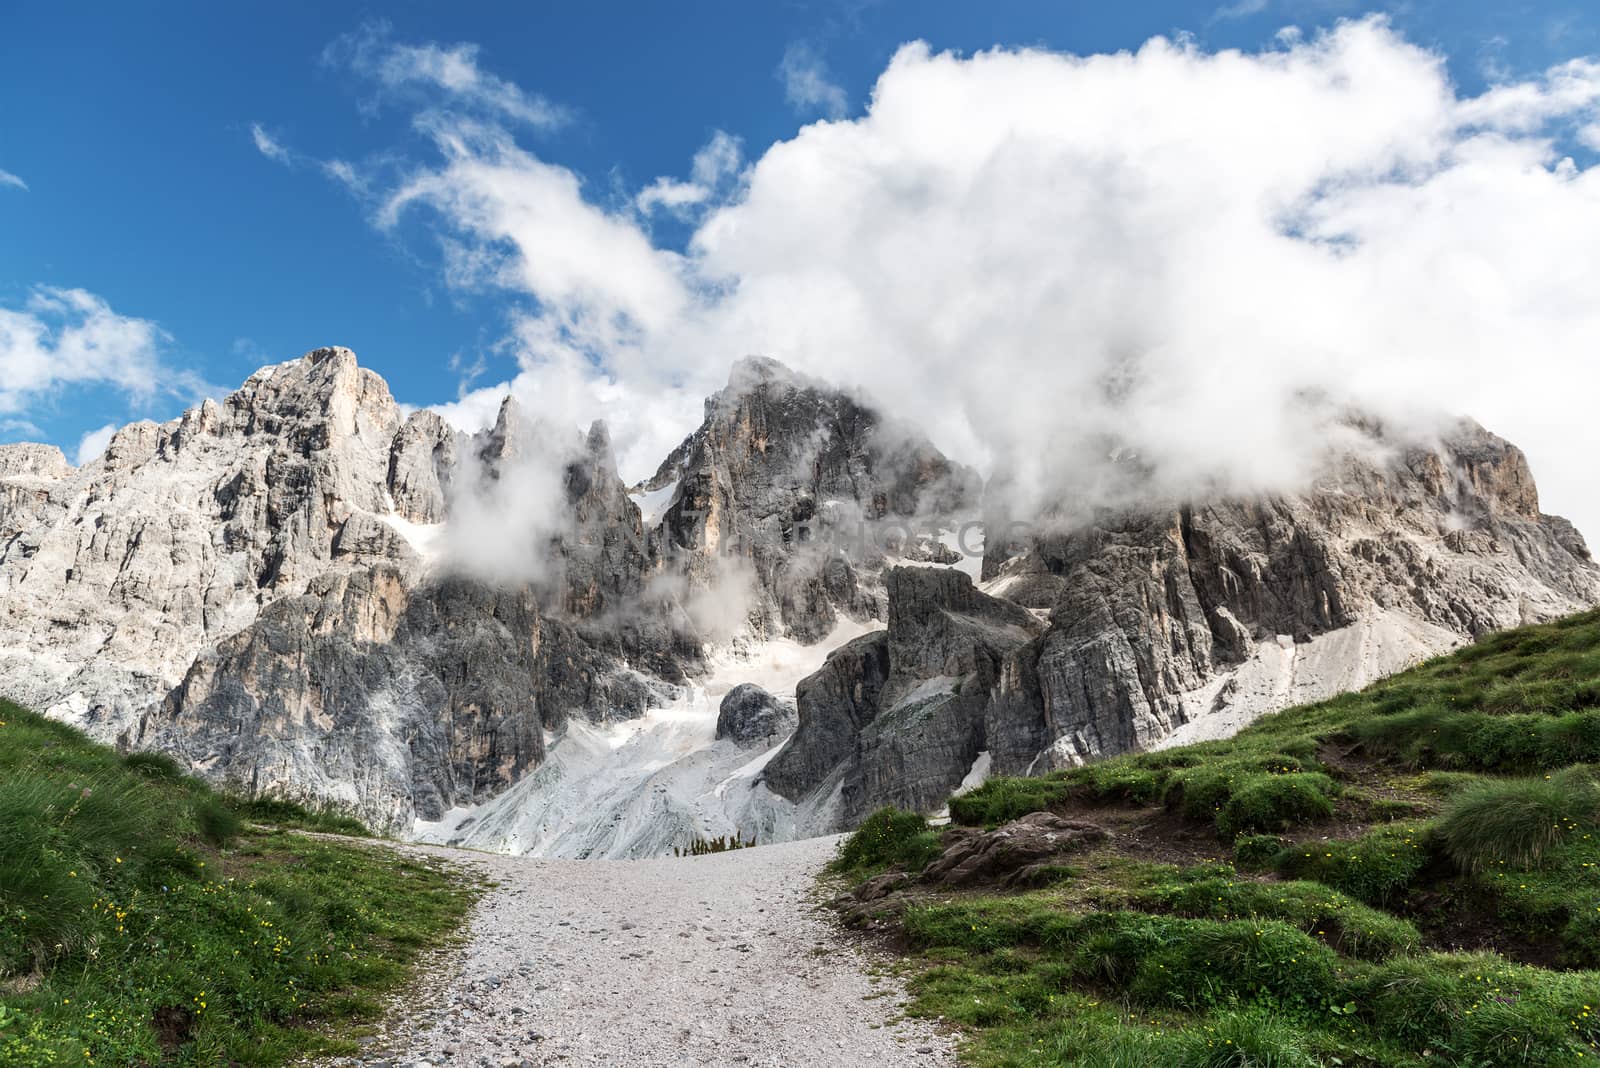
674,834,755,856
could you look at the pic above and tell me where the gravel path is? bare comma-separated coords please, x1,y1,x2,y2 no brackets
339,835,960,1068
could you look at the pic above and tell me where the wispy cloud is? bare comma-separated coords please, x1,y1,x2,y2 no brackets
0,168,27,192
329,21,568,130
250,123,293,165
1213,0,1270,20
635,130,743,216
778,42,848,119
635,177,710,216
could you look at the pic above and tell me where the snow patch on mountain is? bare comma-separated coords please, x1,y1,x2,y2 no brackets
412,618,883,857
628,479,680,525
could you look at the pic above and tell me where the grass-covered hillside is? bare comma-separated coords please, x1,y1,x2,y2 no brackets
834,609,1600,1067
0,698,477,1067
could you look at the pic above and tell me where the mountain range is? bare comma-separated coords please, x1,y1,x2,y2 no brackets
2,346,1594,856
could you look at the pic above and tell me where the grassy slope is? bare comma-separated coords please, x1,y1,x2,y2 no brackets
835,609,1600,1067
0,698,478,1067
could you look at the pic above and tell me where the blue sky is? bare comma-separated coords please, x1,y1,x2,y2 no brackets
3,1,1600,535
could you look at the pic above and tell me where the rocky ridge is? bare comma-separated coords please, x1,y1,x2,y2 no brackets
761,417,1600,834
0,349,974,836
2,348,1596,846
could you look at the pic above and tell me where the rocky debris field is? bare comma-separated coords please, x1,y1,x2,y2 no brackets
325,835,959,1068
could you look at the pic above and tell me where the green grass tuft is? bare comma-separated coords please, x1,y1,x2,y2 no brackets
1274,824,1434,906
1213,772,1337,840
832,807,944,875
949,774,1077,826
231,795,373,837
1231,833,1286,870
1434,765,1600,872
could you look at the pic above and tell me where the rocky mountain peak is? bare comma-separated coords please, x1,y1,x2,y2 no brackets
638,354,982,641
218,346,403,448
478,395,527,468
720,353,811,398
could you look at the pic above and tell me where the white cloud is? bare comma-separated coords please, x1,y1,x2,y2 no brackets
330,21,567,129
250,123,292,165
320,158,371,196
0,287,212,420
691,130,743,186
1456,57,1600,131
635,177,709,216
635,130,743,216
0,168,26,191
778,42,848,119
74,423,118,465
358,18,1600,543
1214,0,1270,20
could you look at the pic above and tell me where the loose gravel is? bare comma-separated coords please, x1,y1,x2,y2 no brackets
331,835,960,1068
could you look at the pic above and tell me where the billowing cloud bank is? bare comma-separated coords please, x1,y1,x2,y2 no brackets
363,18,1600,535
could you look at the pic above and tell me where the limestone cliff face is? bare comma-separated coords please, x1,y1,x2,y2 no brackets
644,356,981,643
137,570,658,831
387,410,458,525
0,348,677,831
998,420,1600,770
560,421,697,681
0,348,982,836
0,349,413,737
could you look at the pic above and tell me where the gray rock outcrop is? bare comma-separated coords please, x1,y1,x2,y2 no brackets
988,419,1599,772
764,566,1043,825
715,684,797,746
0,348,680,831
921,813,1111,889
0,349,411,739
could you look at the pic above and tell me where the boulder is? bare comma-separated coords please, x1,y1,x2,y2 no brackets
921,812,1111,889
715,683,798,745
